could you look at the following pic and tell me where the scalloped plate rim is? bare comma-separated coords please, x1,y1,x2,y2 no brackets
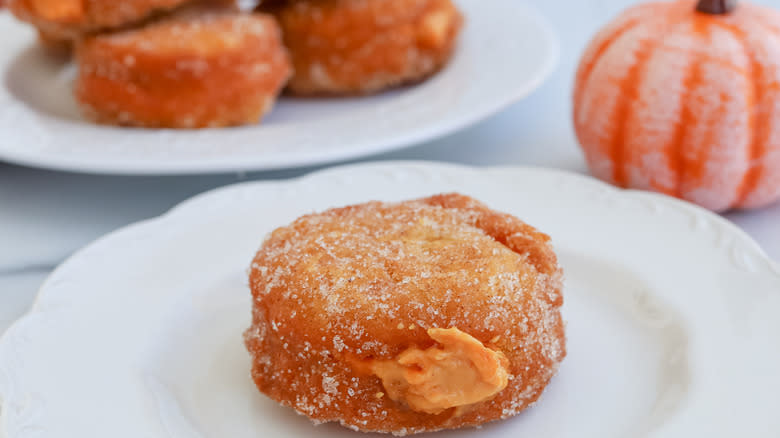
1,160,777,347
1,161,778,437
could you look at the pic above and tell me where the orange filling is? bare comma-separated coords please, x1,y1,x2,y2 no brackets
359,328,509,415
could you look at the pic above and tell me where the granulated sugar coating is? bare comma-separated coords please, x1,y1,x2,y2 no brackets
262,0,463,95
75,8,292,128
245,193,566,435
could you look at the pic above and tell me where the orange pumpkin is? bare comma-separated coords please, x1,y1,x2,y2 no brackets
574,0,780,211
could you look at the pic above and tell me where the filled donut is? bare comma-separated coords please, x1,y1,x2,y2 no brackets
263,0,463,95
74,8,292,128
245,193,566,435
8,0,195,39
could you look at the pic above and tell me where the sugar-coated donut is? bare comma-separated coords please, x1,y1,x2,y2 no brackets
74,9,292,128
263,0,463,95
8,0,194,39
245,193,566,435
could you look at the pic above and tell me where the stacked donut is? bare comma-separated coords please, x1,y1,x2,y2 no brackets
8,0,463,128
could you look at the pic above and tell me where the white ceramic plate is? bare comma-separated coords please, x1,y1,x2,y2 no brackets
0,1,557,175
2,162,779,438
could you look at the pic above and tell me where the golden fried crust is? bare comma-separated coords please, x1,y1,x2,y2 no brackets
74,11,292,128
264,0,463,95
245,193,566,435
8,0,194,39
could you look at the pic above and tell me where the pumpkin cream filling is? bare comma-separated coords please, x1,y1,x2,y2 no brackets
356,328,510,415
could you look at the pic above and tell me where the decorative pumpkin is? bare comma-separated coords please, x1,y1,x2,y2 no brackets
574,0,780,211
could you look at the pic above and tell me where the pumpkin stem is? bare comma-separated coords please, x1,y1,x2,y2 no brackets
696,0,737,14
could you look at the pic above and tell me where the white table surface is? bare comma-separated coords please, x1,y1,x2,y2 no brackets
1,0,779,335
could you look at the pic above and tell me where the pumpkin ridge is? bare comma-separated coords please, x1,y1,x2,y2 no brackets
608,6,694,188
650,44,747,74
611,37,661,187
574,17,645,115
670,57,703,198
744,5,780,39
712,20,767,206
753,18,780,39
